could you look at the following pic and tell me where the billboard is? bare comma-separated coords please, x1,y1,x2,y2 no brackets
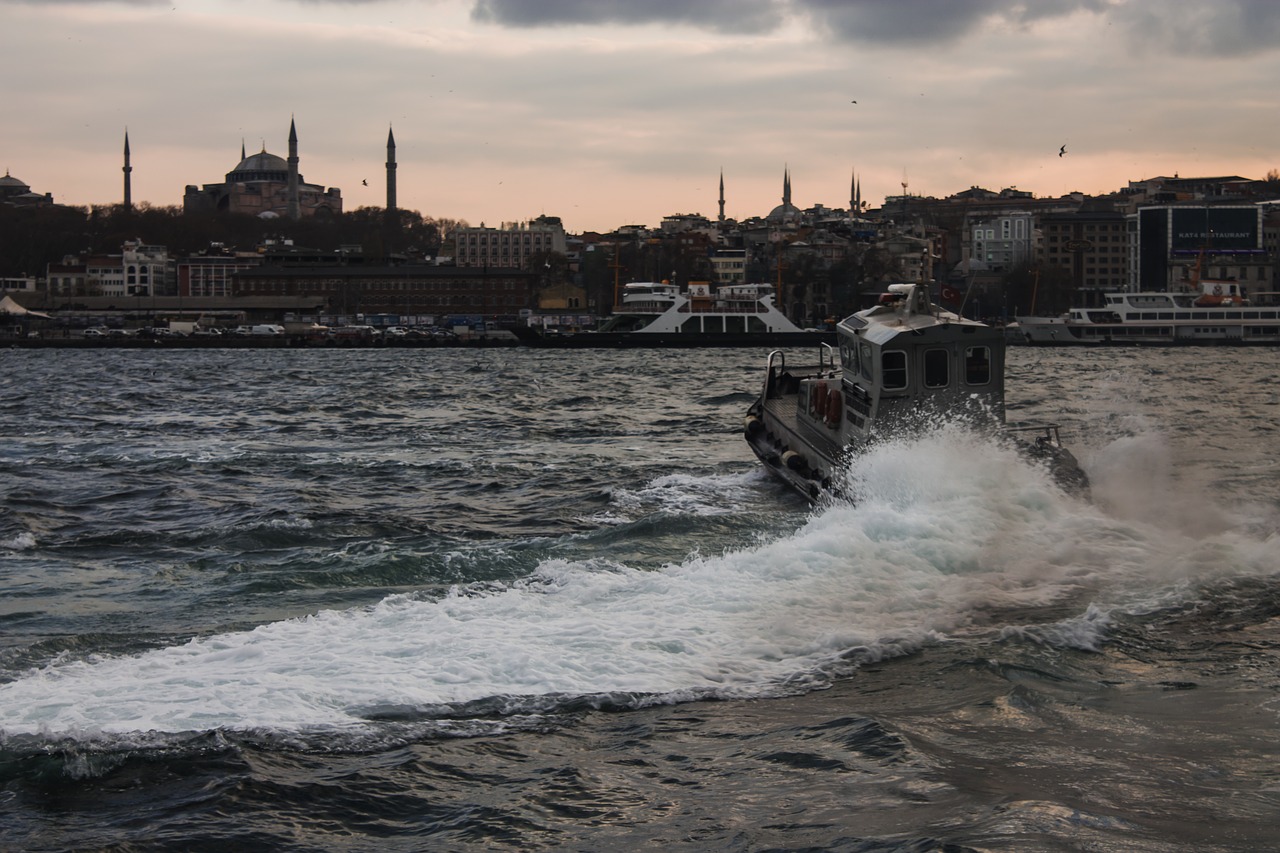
1168,207,1260,251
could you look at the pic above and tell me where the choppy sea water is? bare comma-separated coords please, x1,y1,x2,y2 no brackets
0,346,1277,852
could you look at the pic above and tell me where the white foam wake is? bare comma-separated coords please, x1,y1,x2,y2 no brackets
2,425,1272,738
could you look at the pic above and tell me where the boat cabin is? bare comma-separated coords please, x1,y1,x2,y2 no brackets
806,283,1006,444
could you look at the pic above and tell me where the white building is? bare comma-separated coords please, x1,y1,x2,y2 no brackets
122,240,171,296
966,211,1034,272
453,216,567,269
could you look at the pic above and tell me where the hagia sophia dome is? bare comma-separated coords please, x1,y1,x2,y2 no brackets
227,149,293,184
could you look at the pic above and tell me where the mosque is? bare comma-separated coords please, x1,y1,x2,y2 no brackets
0,170,55,207
183,119,344,219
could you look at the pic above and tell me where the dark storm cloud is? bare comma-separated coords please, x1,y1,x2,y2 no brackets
469,0,784,34
1116,0,1280,56
463,0,1280,56
0,0,166,4
464,0,1099,40
795,0,1113,44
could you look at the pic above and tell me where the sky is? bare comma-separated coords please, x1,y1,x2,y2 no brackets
6,0,1280,233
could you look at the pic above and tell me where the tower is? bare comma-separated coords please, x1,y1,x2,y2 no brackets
718,169,725,223
122,131,133,212
783,167,791,207
286,117,300,220
386,125,397,212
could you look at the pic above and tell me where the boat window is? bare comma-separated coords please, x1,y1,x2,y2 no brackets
922,348,949,388
882,351,908,390
841,341,859,372
859,342,873,381
965,346,991,385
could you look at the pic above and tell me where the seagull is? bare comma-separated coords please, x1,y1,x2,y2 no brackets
1059,145,1066,157
362,179,368,186
850,100,857,104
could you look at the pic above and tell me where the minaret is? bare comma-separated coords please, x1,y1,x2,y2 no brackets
850,169,856,213
783,167,791,207
718,169,725,223
856,177,862,213
386,125,397,212
286,117,301,220
241,140,246,161
122,131,133,212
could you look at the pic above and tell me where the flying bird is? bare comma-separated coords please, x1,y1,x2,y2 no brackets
850,100,857,104
1059,145,1066,157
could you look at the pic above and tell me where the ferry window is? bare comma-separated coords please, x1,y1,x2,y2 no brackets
965,346,991,385
882,351,908,390
923,349,949,388
859,342,873,381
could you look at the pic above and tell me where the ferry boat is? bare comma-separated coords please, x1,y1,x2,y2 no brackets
744,283,1086,502
510,281,833,348
1014,279,1280,345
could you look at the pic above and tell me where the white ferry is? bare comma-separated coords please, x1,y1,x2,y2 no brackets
1015,279,1280,345
513,281,832,348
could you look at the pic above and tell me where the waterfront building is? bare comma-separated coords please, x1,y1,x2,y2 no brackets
1038,210,1131,302
177,248,263,298
453,216,567,269
232,264,537,320
964,210,1035,274
0,276,38,294
122,241,172,297
1136,204,1270,292
46,259,88,298
710,249,746,284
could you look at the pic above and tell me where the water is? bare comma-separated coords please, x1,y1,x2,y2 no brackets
1,346,1277,852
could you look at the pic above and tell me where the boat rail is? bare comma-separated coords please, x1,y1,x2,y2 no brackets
762,343,838,400
678,305,768,315
1002,421,1065,446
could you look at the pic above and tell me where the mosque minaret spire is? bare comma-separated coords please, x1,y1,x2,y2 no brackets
386,125,397,212
122,130,133,212
286,117,301,220
718,168,725,223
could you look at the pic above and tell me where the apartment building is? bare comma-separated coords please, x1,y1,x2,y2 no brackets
453,217,567,269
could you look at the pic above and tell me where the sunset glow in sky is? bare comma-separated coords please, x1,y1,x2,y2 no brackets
6,0,1280,232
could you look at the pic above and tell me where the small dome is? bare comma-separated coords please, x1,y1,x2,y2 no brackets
0,171,30,190
767,201,801,222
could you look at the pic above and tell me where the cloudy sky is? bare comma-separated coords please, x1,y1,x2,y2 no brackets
6,0,1280,232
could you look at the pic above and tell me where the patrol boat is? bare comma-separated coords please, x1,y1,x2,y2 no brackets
744,283,1087,501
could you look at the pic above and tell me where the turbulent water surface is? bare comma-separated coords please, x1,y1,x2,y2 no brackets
1,346,1278,852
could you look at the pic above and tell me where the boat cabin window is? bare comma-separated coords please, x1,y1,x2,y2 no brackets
882,350,908,390
965,346,991,385
922,349,949,389
840,341,859,373
859,342,873,381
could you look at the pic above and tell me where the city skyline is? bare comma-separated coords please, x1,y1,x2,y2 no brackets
6,0,1280,233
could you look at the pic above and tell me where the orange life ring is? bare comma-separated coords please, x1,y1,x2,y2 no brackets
826,389,842,426
811,381,827,416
